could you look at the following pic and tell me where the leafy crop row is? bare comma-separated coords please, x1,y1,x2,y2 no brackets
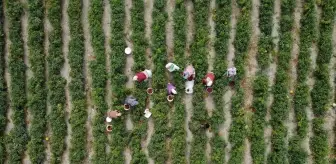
290,0,317,163
0,1,7,162
46,0,67,163
129,0,147,163
210,0,231,163
228,0,251,163
310,1,336,163
67,1,87,163
268,0,295,163
109,0,127,163
148,0,169,163
26,0,47,163
5,1,29,163
171,1,187,163
88,1,109,163
189,1,209,163
250,0,274,163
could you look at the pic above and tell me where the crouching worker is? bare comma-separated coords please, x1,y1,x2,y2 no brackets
183,65,195,81
124,96,139,110
133,69,152,82
167,83,177,95
202,72,215,87
106,110,122,123
166,63,180,72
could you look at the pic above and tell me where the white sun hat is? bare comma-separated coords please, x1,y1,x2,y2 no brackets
106,117,112,123
125,47,132,55
144,109,152,118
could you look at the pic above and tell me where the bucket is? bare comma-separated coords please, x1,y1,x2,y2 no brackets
206,87,213,93
125,47,132,55
106,125,112,132
124,104,130,110
167,95,174,102
147,88,153,95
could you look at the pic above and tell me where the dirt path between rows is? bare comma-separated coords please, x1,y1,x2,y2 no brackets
61,0,72,162
243,0,260,163
165,0,175,163
220,1,239,162
325,16,336,162
103,0,112,155
82,0,95,162
184,1,194,163
21,0,31,162
265,0,281,160
143,0,154,163
43,6,53,163
205,0,216,163
124,0,133,163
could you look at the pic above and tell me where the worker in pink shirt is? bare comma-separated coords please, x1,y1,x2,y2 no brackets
182,65,195,81
106,110,122,122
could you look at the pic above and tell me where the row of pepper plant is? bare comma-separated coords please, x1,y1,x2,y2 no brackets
109,0,128,163
46,0,67,163
210,0,232,163
290,0,317,163
311,0,336,163
129,0,147,163
189,1,209,163
5,1,29,163
171,1,187,163
88,1,109,163
0,1,7,162
26,0,47,163
67,1,87,163
250,0,274,163
148,0,169,163
267,0,295,163
228,0,251,163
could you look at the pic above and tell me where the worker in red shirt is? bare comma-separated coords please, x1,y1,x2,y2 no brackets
133,69,152,82
202,72,215,87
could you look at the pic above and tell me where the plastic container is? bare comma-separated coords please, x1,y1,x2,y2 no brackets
147,88,153,95
124,104,130,110
206,87,213,93
167,95,174,102
125,47,132,55
106,125,112,132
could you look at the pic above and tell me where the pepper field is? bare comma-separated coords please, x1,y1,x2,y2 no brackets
0,0,335,164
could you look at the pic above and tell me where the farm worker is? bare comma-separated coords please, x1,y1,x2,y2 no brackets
124,96,139,107
183,65,195,81
167,83,177,95
226,67,237,77
185,80,194,94
202,72,215,87
144,109,152,118
133,69,152,82
106,110,122,123
166,63,180,72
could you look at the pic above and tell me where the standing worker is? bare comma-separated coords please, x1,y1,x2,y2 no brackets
106,110,122,122
133,69,152,82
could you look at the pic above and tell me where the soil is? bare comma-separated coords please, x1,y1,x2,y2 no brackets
103,0,112,110
44,7,53,164
265,0,281,160
61,0,72,162
185,1,194,163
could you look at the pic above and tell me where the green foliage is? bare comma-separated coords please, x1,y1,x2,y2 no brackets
211,0,231,163
129,0,147,163
68,0,87,163
250,0,274,163
5,1,29,163
0,1,7,162
171,1,187,163
27,0,47,163
268,1,295,163
109,0,127,163
46,1,67,163
88,1,109,163
148,0,169,163
310,0,336,163
228,1,252,163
